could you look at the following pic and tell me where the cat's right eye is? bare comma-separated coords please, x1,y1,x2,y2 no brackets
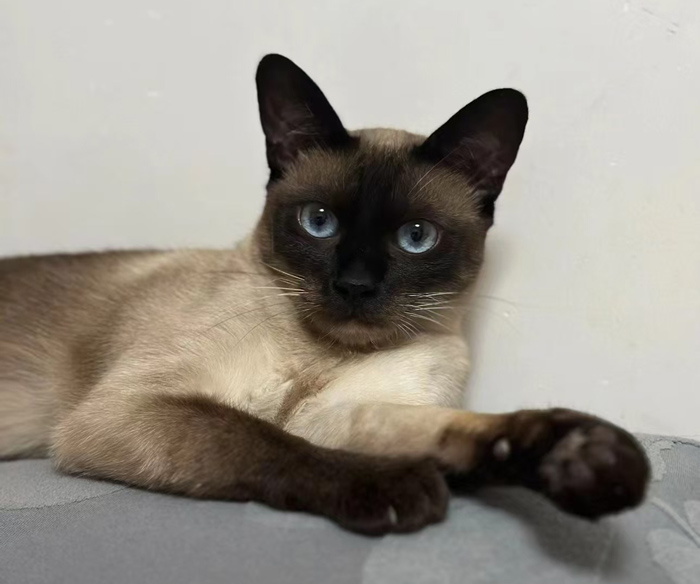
299,203,339,238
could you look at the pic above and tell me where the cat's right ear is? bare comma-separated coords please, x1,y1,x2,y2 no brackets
256,54,353,180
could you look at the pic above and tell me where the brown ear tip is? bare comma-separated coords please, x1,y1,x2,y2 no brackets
489,87,528,106
259,53,290,64
490,88,529,120
257,53,297,75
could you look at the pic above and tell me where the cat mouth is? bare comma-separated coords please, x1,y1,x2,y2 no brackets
300,303,397,347
309,291,383,322
318,318,395,348
317,306,387,329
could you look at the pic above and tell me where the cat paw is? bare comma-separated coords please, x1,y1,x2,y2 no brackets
330,458,448,535
537,416,650,518
504,409,650,518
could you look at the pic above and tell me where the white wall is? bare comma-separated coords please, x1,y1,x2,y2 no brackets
2,0,699,436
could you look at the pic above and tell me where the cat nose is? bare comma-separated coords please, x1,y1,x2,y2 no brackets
333,262,378,299
333,278,376,299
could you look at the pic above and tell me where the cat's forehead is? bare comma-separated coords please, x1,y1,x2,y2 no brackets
272,128,482,223
352,128,424,149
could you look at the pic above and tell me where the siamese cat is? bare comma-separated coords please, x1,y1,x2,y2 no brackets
0,54,649,534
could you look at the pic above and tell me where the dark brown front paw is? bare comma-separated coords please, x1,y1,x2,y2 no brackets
502,409,650,519
537,416,650,518
331,458,448,536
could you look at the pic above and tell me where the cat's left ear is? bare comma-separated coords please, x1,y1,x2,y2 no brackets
256,54,353,180
416,89,528,218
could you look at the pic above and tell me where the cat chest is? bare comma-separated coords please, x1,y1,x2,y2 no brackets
197,339,326,423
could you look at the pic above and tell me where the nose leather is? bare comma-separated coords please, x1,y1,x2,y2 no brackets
333,260,377,298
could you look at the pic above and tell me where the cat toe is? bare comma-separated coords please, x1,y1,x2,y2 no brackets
538,423,650,518
331,458,449,535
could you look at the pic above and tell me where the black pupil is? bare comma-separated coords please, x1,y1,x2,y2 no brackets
313,209,327,227
410,223,424,242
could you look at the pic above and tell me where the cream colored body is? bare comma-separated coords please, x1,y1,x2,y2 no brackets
0,239,475,469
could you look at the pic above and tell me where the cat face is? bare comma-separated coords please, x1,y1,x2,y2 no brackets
254,55,528,348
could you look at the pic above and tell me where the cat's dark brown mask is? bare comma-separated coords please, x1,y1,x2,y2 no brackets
253,54,528,348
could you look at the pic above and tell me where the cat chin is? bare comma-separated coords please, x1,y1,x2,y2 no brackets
303,313,399,349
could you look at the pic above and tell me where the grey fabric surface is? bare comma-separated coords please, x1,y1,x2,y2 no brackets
1,435,698,584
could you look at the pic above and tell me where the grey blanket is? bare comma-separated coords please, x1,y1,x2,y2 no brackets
1,435,698,584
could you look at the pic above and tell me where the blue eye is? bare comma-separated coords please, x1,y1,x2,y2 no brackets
299,203,339,238
396,220,438,254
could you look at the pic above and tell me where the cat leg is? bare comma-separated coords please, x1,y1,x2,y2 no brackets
284,401,650,519
51,391,448,535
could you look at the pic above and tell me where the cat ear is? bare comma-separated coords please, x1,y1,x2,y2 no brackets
417,89,528,217
256,54,352,180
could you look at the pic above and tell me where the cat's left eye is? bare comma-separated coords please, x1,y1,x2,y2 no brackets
299,202,339,238
396,220,439,254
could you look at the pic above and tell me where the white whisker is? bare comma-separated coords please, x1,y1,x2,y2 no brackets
399,316,420,339
406,292,459,297
262,262,304,282
252,286,306,292
408,312,452,331
406,300,453,308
